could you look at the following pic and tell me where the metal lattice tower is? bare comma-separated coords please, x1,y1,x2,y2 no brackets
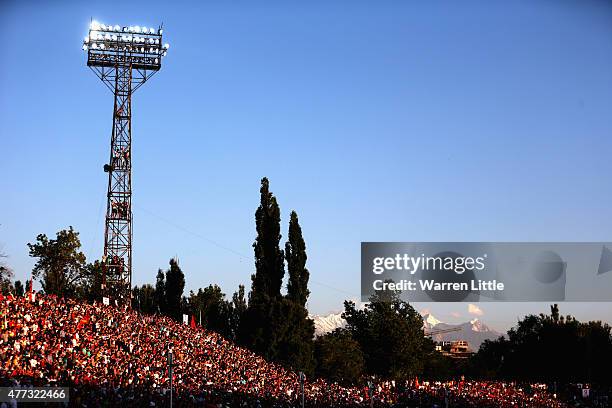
83,21,169,304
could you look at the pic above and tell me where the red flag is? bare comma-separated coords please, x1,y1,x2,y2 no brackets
190,315,196,329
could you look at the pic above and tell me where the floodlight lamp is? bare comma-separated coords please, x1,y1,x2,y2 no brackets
114,25,120,31
158,29,163,34
90,20,100,30
82,44,88,51
164,43,169,49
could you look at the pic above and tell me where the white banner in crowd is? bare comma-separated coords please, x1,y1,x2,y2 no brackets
102,297,109,306
183,314,188,325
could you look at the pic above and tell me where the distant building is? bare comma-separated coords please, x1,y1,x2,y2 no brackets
435,340,474,359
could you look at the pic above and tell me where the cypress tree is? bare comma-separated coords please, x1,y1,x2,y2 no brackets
285,211,310,307
251,177,285,300
279,211,315,373
165,258,185,320
14,280,24,297
241,178,285,355
154,269,166,314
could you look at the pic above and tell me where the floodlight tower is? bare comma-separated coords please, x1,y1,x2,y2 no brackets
83,21,169,304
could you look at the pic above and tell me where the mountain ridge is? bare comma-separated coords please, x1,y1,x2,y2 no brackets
310,311,502,350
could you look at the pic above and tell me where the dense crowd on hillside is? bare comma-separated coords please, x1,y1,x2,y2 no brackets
0,294,575,407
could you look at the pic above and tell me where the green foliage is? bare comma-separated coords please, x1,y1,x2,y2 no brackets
343,290,430,381
421,338,457,380
251,177,285,301
188,284,233,337
280,211,315,373
133,284,156,314
286,211,310,307
240,294,280,356
241,179,315,373
470,304,612,385
0,250,13,295
77,260,104,302
14,280,24,297
315,329,365,385
164,258,185,320
154,269,166,314
275,298,315,374
230,285,247,338
27,227,86,297
241,178,286,354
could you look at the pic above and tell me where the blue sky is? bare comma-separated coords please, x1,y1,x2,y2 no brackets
2,0,612,331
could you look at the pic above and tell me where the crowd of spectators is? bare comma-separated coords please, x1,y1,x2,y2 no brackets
0,294,576,407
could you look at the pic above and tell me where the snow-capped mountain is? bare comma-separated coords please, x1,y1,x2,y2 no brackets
422,313,443,329
311,311,501,350
311,312,346,336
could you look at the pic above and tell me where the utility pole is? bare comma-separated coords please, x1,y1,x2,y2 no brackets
168,349,173,408
299,371,305,408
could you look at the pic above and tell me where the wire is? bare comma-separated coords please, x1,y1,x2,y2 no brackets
133,203,250,262
131,203,360,297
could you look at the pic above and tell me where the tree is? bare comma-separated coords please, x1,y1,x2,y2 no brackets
188,284,230,335
251,177,285,301
276,298,315,374
164,258,185,320
241,178,286,355
154,269,166,314
14,280,24,297
343,290,429,380
315,329,365,385
278,210,315,373
0,247,14,295
285,211,310,307
77,260,104,302
470,304,612,385
133,284,156,314
27,227,86,297
230,285,247,340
